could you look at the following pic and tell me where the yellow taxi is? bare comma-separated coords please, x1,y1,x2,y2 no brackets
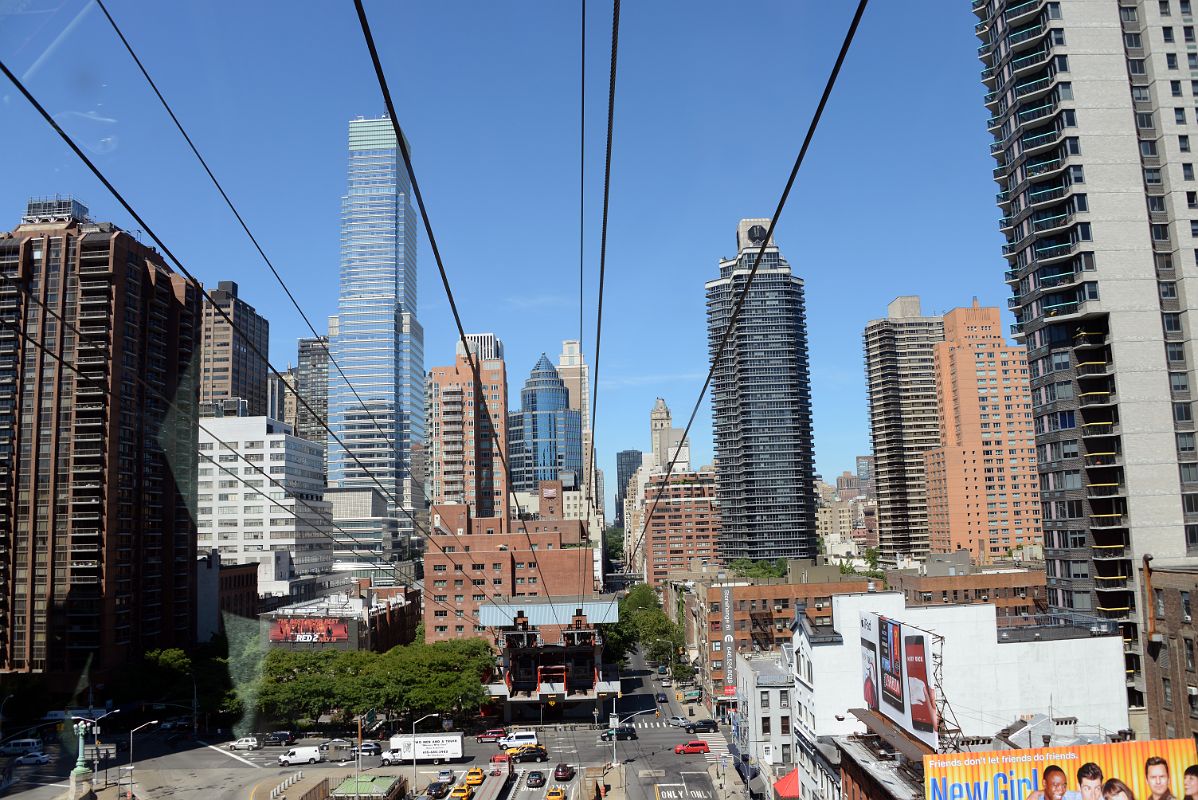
465,768,486,786
547,788,567,800
449,786,473,800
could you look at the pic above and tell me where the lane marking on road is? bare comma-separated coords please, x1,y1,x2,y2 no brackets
205,742,261,768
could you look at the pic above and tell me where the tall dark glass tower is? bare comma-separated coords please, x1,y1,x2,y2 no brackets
706,219,816,560
507,354,583,493
615,449,643,527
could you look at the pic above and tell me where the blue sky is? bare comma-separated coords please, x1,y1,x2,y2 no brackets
0,1,1008,519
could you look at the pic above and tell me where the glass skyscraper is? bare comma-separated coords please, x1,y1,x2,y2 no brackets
508,354,583,493
706,219,816,560
327,117,425,543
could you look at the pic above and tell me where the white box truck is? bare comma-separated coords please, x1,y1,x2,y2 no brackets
382,732,463,765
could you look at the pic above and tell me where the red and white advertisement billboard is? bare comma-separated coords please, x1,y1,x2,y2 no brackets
860,611,938,751
269,617,350,644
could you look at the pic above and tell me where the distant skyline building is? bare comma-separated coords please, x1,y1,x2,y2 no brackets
296,336,329,445
0,199,202,683
615,449,643,528
855,455,875,499
649,398,689,471
326,116,425,536
428,340,509,520
558,339,598,520
706,219,817,561
507,354,583,493
863,296,945,566
924,303,1042,563
267,366,298,429
463,333,504,362
200,280,269,416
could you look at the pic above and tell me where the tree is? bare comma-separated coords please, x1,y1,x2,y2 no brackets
727,558,787,580
604,526,625,562
864,548,880,570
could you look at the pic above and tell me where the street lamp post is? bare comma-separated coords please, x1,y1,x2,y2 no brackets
73,709,120,784
411,713,439,800
127,721,157,800
0,694,12,741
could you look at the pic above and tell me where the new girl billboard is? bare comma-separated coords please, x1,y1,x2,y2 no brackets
923,739,1198,800
860,611,939,751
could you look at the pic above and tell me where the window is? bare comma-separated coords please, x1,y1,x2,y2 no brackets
1185,591,1193,618
1155,223,1172,241
1166,28,1177,44
1164,1,1174,16
1148,168,1164,185
1170,53,1181,69
1145,140,1161,156
1176,402,1194,422
1180,109,1189,125
1188,164,1197,180
780,716,791,735
1131,60,1149,77
761,690,770,710
1051,29,1066,46
1165,312,1184,332
780,690,789,708
1174,372,1191,391
1188,26,1196,43
761,716,771,735
1138,111,1156,128
1164,677,1174,707
1158,588,1168,617
1122,6,1140,20
1185,135,1193,152
1169,342,1188,362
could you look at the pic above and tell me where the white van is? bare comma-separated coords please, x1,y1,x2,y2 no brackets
496,730,538,750
278,746,322,766
0,739,43,756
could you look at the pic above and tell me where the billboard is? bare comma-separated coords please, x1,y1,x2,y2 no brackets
860,611,938,751
269,617,350,643
924,738,1198,800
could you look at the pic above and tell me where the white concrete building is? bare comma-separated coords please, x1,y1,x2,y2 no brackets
733,650,796,785
197,415,334,600
790,591,1127,800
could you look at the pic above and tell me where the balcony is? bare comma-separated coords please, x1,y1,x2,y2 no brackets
1005,0,1046,25
1031,211,1073,234
1087,483,1126,498
1079,391,1116,407
1008,24,1046,50
1027,184,1067,207
1076,361,1111,376
1016,74,1056,102
1021,127,1063,155
1093,575,1130,589
1026,156,1066,179
1090,514,1128,529
1011,48,1051,76
1081,420,1119,438
1092,545,1129,561
1085,450,1121,467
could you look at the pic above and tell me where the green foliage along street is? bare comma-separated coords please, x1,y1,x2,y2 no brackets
257,638,494,724
607,584,691,679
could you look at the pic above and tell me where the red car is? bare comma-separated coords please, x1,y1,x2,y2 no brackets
674,740,710,755
476,728,508,743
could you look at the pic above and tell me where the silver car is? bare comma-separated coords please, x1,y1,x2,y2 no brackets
666,716,689,727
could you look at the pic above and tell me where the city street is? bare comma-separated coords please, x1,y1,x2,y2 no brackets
0,648,732,800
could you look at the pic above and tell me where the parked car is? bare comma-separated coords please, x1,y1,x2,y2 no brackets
228,737,261,751
320,738,352,751
661,678,673,687
465,768,486,786
510,745,549,763
14,752,49,766
448,786,472,800
475,728,507,744
657,665,668,675
264,731,296,747
526,771,547,788
553,764,576,782
665,716,689,728
655,693,668,704
685,719,718,734
425,783,451,800
436,769,456,784
599,726,637,742
354,741,382,757
675,740,710,755
546,788,567,800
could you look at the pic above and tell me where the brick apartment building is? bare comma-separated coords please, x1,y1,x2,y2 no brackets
885,552,1047,623
423,481,596,643
1141,561,1198,740
642,466,720,587
666,561,870,719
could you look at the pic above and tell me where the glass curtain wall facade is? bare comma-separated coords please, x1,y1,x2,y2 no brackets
327,117,425,542
508,354,583,493
706,219,817,560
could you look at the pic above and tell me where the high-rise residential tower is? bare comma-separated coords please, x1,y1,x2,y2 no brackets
706,219,816,561
427,339,509,520
0,199,202,684
296,336,329,445
507,355,583,493
327,117,425,540
558,340,598,518
863,296,945,567
974,0,1198,732
615,449,643,527
923,302,1042,563
464,333,504,361
200,280,269,416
